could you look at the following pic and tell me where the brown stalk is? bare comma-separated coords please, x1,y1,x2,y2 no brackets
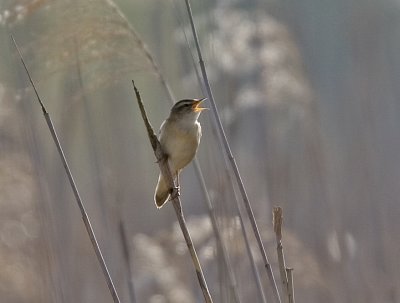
273,207,295,303
286,268,295,303
183,1,281,301
132,81,213,303
12,35,121,303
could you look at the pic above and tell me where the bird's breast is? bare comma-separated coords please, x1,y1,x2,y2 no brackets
160,121,201,172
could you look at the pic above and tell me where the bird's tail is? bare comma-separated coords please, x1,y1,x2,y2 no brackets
154,174,169,208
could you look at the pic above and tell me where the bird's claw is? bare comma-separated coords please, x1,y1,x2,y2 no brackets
169,186,180,200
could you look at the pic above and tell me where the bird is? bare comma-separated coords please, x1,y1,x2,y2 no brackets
154,98,207,208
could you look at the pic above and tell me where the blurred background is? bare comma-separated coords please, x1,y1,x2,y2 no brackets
0,0,399,302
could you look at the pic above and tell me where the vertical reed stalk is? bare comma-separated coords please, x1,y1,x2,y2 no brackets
172,4,267,301
182,1,281,302
273,207,289,303
273,207,296,303
286,268,295,303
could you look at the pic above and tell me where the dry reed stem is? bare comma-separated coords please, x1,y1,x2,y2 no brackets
173,4,266,301
183,1,281,302
286,268,295,303
12,35,121,303
273,207,294,303
119,3,241,300
132,81,213,303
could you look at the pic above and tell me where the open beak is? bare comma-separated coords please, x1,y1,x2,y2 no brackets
192,98,208,112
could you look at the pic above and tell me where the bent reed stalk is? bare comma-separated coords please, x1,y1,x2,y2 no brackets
132,81,214,303
11,35,121,303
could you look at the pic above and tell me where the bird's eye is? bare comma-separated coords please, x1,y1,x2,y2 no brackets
180,103,191,109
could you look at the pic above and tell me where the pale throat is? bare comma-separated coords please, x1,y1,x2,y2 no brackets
171,112,201,130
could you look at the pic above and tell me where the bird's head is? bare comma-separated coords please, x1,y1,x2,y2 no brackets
170,98,208,121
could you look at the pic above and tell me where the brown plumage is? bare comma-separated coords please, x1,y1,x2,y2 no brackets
154,99,206,208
